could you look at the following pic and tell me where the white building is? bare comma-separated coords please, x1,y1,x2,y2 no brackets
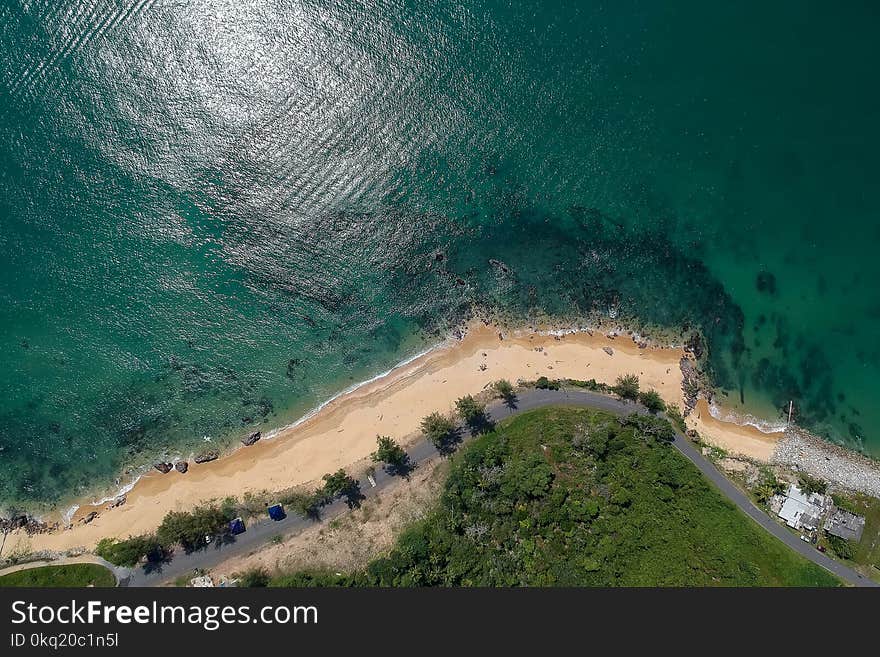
776,484,825,531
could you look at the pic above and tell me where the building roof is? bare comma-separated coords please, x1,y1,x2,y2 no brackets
824,509,865,542
777,484,825,530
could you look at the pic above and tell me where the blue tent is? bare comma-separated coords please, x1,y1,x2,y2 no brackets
228,517,246,535
268,504,286,521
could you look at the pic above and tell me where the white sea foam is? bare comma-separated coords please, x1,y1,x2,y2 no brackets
263,342,446,440
707,400,787,434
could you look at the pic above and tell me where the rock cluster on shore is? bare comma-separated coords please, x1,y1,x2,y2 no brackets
154,462,173,474
241,431,261,446
0,514,54,536
194,450,219,464
679,357,700,415
773,427,880,498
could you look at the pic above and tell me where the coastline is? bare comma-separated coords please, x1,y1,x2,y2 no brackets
5,320,871,557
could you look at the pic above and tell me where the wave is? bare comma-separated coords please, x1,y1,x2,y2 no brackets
707,400,788,434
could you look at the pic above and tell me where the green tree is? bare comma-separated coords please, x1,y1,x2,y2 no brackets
638,389,665,414
799,474,827,495
322,469,364,508
372,435,411,475
456,395,487,430
612,374,640,401
535,376,559,390
322,469,356,498
754,469,786,505
421,412,458,453
156,505,229,552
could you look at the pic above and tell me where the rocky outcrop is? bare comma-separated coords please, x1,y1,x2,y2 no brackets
241,431,261,447
602,346,614,356
194,450,219,464
773,427,880,498
154,462,173,474
174,461,189,474
683,333,704,359
0,514,54,536
680,357,701,415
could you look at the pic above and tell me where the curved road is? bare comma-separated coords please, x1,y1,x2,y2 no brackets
123,388,876,587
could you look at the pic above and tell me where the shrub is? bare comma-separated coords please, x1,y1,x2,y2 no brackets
638,389,665,414
612,374,639,401
237,567,271,587
493,379,516,402
826,534,854,560
535,376,559,390
799,473,827,495
665,404,687,433
95,534,160,567
564,378,610,393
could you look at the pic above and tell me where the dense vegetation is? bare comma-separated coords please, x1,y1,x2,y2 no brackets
0,563,115,587
263,408,838,587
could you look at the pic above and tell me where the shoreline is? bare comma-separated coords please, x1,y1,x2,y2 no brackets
4,320,874,557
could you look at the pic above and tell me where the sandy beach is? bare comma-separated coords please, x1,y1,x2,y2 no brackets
8,322,784,555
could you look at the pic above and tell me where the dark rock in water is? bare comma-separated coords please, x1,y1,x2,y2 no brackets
488,258,511,274
434,252,444,262
684,333,704,359
175,461,189,474
455,277,466,286
756,270,777,295
242,431,261,446
194,450,219,464
154,462,173,474
286,358,303,378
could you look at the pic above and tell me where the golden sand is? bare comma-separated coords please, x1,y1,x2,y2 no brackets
9,322,782,555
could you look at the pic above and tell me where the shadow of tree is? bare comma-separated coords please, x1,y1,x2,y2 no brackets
466,413,496,436
436,427,464,457
342,481,366,509
141,547,172,575
383,455,416,479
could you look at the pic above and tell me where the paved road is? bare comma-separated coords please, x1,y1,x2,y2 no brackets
125,388,876,587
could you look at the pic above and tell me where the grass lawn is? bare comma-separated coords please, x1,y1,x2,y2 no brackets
0,563,116,588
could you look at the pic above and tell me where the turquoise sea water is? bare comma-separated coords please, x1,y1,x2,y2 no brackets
2,1,879,511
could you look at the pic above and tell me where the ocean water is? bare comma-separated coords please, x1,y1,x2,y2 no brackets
1,0,879,510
